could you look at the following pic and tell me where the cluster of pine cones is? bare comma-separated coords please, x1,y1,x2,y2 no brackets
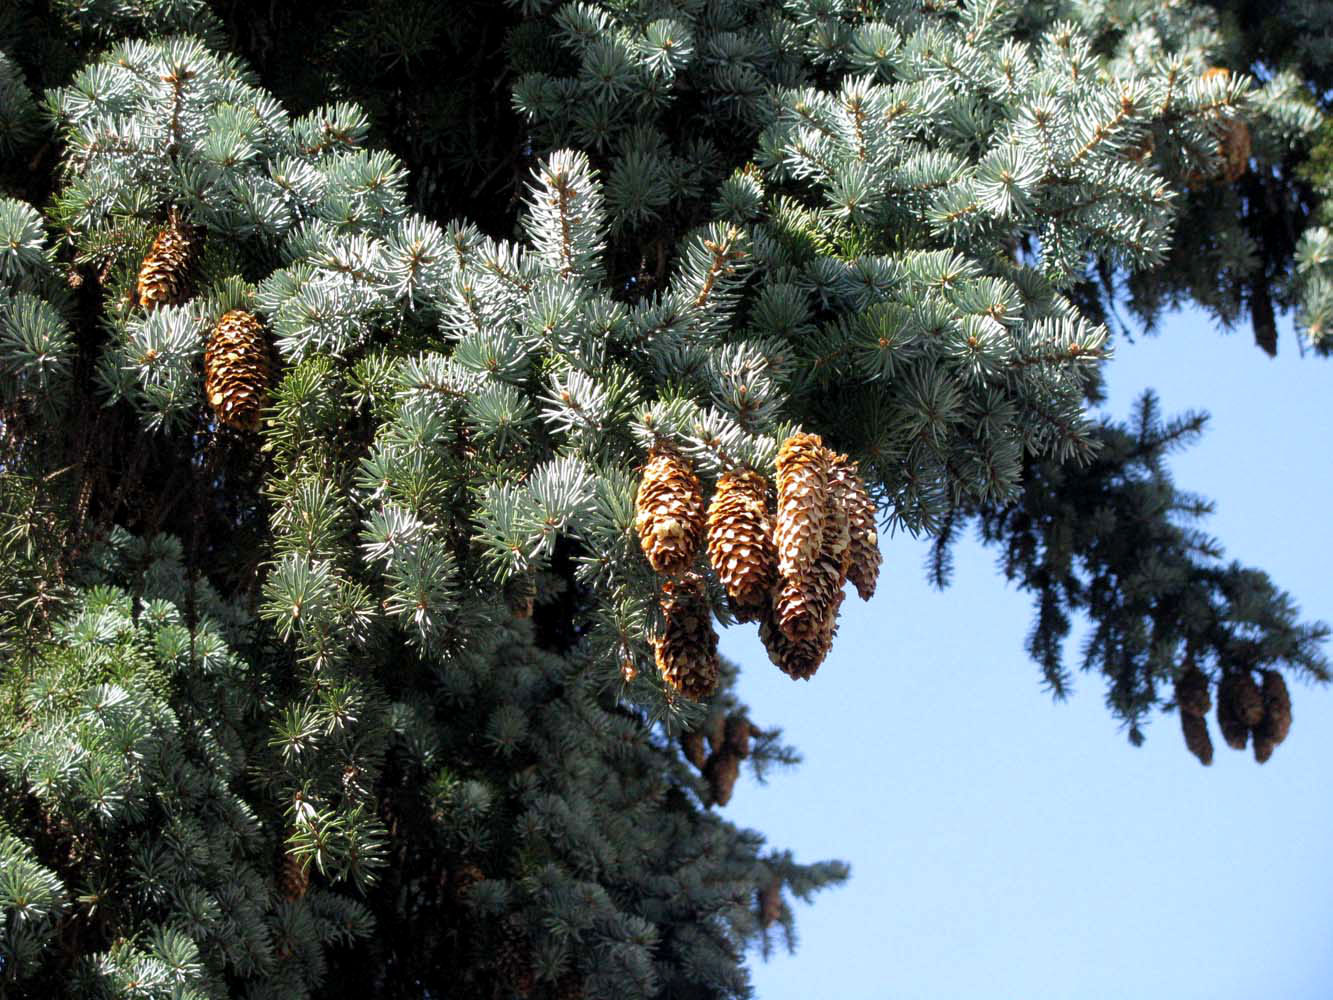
636,431,881,700
1176,664,1292,765
680,710,757,806
136,209,271,431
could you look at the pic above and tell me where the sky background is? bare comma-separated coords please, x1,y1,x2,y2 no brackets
723,309,1333,1000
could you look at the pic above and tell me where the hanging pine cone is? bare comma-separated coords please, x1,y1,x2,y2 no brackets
495,917,535,998
829,455,881,602
635,445,706,576
1195,67,1250,184
654,573,719,700
705,468,777,621
680,727,708,770
723,713,752,759
503,570,537,620
704,748,741,806
774,432,829,585
1216,671,1262,750
136,209,195,310
1180,711,1214,766
1252,669,1292,764
758,881,782,928
775,480,849,641
278,838,309,902
1175,664,1211,718
450,863,486,904
204,309,271,431
553,973,585,1000
758,598,836,680
706,711,727,755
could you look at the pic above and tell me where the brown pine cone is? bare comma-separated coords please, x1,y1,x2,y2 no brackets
1180,711,1214,766
503,571,537,620
496,917,535,998
635,445,706,577
704,749,741,806
1253,669,1292,764
774,432,829,585
829,455,881,601
553,973,585,1000
758,881,782,928
758,597,838,680
680,727,708,770
706,468,777,620
775,477,849,641
1216,672,1262,750
278,839,309,902
723,713,752,759
654,573,720,701
204,309,271,431
1174,664,1211,718
136,209,195,310
451,863,485,904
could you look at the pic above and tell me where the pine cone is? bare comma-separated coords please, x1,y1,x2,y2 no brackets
496,917,535,998
758,597,837,680
451,863,485,904
829,456,881,602
204,309,271,431
635,445,706,576
706,711,727,754
774,432,829,585
503,571,537,620
705,468,776,620
1252,669,1292,764
1180,711,1214,766
723,713,752,759
654,573,719,701
554,973,585,1000
136,210,195,310
1174,665,1211,717
680,727,708,770
1216,672,1262,750
1196,68,1249,184
278,840,309,902
704,749,741,806
758,881,782,928
775,477,849,641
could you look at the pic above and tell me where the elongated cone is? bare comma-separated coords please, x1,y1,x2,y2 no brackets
1175,664,1211,717
706,468,777,621
635,445,706,576
1253,669,1292,764
1180,711,1214,766
1197,68,1250,184
450,863,485,904
723,713,752,759
758,596,839,680
776,455,849,641
680,727,708,770
759,881,782,928
503,571,537,620
704,748,741,805
774,432,829,584
496,917,535,998
136,209,195,309
654,573,719,700
829,455,881,601
1216,671,1261,750
204,309,271,431
278,837,309,901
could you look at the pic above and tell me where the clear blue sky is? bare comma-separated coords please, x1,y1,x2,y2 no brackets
724,309,1333,1000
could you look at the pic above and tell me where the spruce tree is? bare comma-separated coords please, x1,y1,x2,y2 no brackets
0,1,1329,997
